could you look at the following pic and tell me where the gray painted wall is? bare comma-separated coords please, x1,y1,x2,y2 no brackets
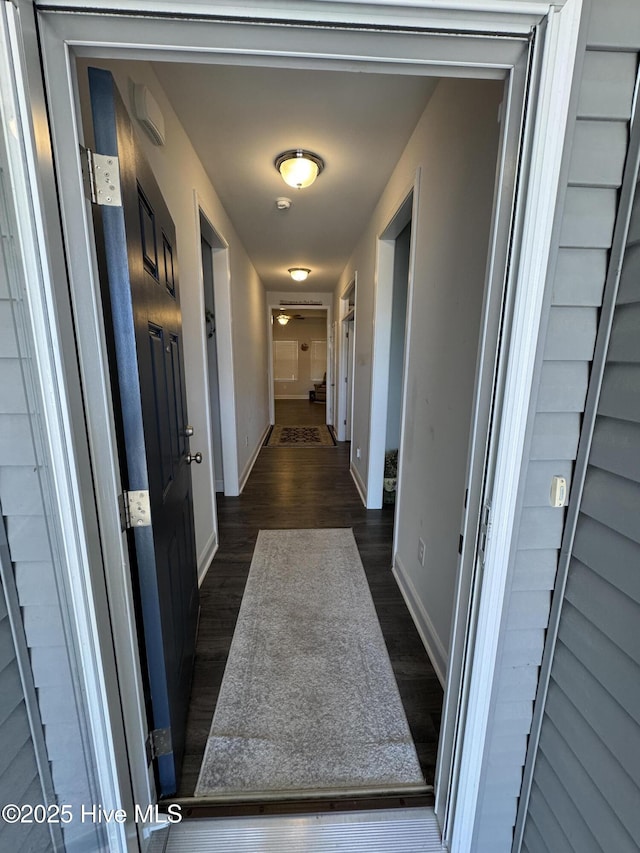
337,77,502,680
473,1,640,850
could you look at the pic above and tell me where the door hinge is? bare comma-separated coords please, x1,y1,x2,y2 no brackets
145,728,173,762
478,501,492,569
80,146,122,207
119,490,152,530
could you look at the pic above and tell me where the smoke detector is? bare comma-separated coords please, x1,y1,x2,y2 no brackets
276,197,292,211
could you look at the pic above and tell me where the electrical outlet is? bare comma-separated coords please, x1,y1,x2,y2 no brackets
418,538,426,566
356,447,361,459
245,435,249,447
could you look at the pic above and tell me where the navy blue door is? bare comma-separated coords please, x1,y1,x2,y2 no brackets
88,67,199,796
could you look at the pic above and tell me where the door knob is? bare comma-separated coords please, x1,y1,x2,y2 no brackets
186,452,202,464
184,425,194,437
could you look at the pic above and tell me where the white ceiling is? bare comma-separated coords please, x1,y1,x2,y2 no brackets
151,62,437,293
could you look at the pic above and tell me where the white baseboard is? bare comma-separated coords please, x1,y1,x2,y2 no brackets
274,394,311,400
239,423,271,493
350,462,367,507
393,555,447,687
197,532,218,587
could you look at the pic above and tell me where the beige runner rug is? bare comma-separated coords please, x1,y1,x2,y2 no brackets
195,528,424,796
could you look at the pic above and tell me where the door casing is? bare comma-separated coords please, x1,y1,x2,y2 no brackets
8,2,584,850
267,303,332,425
337,275,357,443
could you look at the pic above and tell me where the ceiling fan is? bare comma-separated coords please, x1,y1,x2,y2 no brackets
275,312,307,325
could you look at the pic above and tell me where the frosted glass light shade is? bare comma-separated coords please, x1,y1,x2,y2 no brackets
276,314,290,325
288,268,311,282
275,150,324,189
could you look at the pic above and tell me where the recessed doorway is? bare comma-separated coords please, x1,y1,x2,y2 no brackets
28,3,580,848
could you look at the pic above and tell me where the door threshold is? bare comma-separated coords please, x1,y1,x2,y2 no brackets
159,807,445,852
163,788,434,819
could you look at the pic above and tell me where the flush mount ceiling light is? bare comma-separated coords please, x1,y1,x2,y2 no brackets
276,313,291,326
288,268,311,282
275,149,324,189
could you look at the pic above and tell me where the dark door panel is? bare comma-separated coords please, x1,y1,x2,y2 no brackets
89,66,199,796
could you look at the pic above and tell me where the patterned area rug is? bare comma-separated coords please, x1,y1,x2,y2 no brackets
265,424,336,447
195,529,425,796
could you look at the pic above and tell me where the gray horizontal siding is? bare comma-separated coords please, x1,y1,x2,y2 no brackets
542,306,598,361
0,415,37,465
606,300,640,362
1,138,100,851
0,552,53,852
568,119,628,188
599,362,640,421
521,14,640,851
571,514,640,603
580,465,640,542
588,0,640,49
535,360,589,411
550,640,640,785
577,51,638,121
552,248,607,306
589,416,640,482
477,2,639,850
559,186,618,247
529,413,581,460
544,679,640,836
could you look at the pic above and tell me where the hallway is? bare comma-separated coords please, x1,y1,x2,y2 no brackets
178,401,443,799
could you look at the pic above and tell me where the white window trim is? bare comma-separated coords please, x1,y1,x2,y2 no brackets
5,2,582,851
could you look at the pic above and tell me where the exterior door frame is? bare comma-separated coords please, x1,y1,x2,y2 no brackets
8,1,582,850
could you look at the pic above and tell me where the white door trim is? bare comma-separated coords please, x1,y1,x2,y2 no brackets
16,3,582,851
267,303,331,418
194,195,241,499
367,177,418,511
337,275,357,443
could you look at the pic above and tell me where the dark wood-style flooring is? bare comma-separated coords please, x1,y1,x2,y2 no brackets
176,399,443,799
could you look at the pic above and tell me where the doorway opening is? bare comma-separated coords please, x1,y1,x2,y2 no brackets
27,3,580,844
337,277,356,444
200,212,225,496
376,193,414,524
269,306,330,427
75,57,513,811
